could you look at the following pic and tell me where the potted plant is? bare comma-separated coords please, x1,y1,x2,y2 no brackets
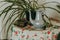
0,0,60,39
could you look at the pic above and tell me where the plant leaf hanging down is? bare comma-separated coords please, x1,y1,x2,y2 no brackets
57,5,60,9
0,0,60,39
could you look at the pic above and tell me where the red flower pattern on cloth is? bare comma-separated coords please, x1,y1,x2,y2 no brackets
12,25,60,40
48,38,50,40
53,34,57,38
34,34,37,36
22,28,25,32
26,35,29,39
21,35,25,38
15,31,18,35
40,37,44,40
47,31,51,34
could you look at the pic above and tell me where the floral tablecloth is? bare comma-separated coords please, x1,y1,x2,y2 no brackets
11,25,60,40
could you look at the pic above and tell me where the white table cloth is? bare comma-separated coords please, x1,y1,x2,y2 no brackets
11,25,60,40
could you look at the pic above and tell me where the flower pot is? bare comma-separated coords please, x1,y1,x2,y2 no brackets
29,9,45,30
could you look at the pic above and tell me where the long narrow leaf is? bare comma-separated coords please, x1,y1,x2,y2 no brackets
0,3,8,8
0,3,13,16
6,10,25,39
1,8,23,33
4,9,20,27
42,1,60,6
0,0,25,9
38,7,60,13
1,9,19,34
3,3,14,21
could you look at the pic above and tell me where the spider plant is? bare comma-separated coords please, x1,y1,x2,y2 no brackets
0,0,60,39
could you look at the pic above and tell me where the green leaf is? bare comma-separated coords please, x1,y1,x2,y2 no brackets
6,10,25,39
3,3,14,21
1,7,23,33
1,9,17,33
0,2,8,8
39,7,60,13
57,5,60,9
42,1,60,6
0,4,13,16
4,9,19,26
